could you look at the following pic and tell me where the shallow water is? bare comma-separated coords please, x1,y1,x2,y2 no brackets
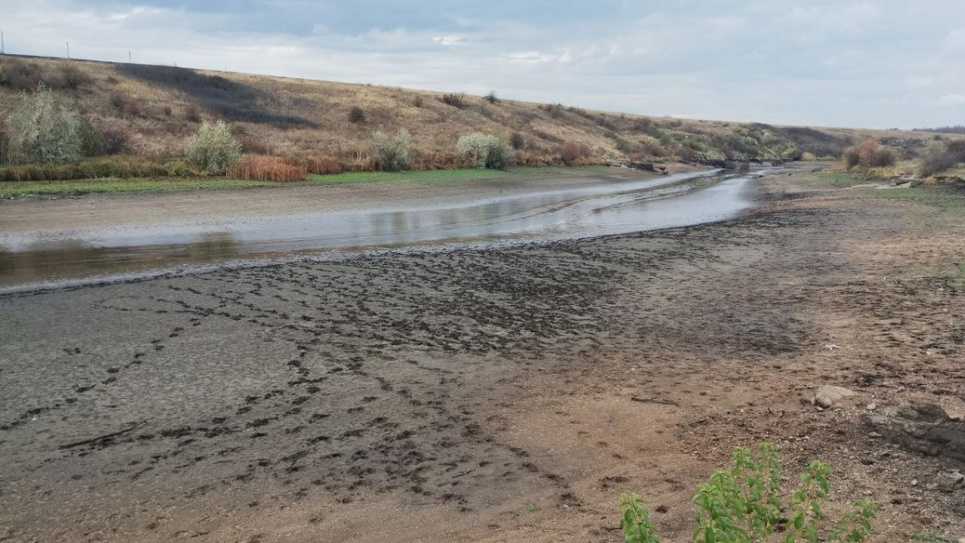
0,169,758,288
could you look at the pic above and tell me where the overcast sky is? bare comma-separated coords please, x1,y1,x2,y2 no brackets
2,0,963,129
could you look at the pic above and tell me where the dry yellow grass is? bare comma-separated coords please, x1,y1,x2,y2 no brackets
0,54,942,166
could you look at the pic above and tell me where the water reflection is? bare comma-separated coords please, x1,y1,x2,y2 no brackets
0,170,757,288
0,232,240,285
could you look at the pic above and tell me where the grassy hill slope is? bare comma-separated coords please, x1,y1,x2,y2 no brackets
0,54,942,174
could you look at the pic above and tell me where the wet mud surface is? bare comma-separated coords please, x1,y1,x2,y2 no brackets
2,172,964,542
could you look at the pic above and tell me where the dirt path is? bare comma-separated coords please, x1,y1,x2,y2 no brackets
1,169,963,542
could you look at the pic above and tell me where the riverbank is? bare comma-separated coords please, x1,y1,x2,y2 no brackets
1,168,963,542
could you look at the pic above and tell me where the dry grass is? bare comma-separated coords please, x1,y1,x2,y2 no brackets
0,55,943,170
226,154,307,182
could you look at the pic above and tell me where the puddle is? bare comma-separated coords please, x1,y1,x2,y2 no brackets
0,169,760,289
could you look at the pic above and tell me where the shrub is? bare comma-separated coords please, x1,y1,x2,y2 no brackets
411,148,472,170
185,104,202,123
59,65,90,90
843,139,896,170
919,143,959,177
226,154,307,182
98,123,130,155
485,90,498,104
185,120,242,174
348,106,366,124
618,443,877,543
3,60,43,91
510,132,526,150
458,133,513,170
0,127,10,165
77,118,104,157
299,155,344,175
413,95,424,108
4,83,84,164
440,93,468,109
0,157,194,181
373,129,412,171
558,143,592,166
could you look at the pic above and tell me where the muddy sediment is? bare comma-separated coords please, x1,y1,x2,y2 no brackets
1,172,964,542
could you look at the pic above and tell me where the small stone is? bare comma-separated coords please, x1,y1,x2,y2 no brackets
869,432,882,438
911,479,918,486
813,385,856,409
866,403,877,411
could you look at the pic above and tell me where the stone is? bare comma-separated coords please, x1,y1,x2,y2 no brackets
867,403,877,411
813,385,856,409
896,403,950,423
865,404,965,463
935,471,964,493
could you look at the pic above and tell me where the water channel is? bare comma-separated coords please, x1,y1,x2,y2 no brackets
0,168,763,290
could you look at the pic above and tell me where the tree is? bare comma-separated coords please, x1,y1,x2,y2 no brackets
4,83,83,164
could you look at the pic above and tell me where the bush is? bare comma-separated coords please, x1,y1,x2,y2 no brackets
185,104,202,123
485,91,498,104
458,133,513,170
411,148,472,170
3,60,43,91
77,118,104,157
297,155,344,175
373,129,412,171
843,140,896,170
440,93,468,109
558,143,592,166
0,157,198,181
59,65,91,90
348,106,366,124
97,122,130,155
510,132,526,150
185,120,242,174
619,443,877,543
919,143,959,177
226,154,307,182
4,83,84,164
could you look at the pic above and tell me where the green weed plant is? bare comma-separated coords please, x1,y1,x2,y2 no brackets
619,443,877,543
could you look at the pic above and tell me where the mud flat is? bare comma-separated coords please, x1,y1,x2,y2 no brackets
1,169,964,542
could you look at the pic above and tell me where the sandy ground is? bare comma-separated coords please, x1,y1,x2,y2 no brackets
1,169,964,543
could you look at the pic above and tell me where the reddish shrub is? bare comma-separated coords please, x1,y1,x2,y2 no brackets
226,154,307,182
843,139,896,169
411,149,472,170
557,143,592,166
299,155,344,175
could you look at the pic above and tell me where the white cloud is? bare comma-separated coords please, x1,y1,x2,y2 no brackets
0,0,963,128
431,35,467,46
938,94,965,106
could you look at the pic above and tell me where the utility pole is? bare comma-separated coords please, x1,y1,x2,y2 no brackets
66,41,70,59
129,50,132,64
1,31,5,55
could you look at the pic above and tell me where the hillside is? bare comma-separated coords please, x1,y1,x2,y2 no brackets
0,54,941,172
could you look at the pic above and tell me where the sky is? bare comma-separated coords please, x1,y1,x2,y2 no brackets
1,0,963,129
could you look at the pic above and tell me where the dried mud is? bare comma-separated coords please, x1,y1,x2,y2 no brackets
1,171,964,542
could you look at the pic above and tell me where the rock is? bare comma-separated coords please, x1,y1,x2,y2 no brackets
865,404,965,463
867,403,877,411
813,385,856,409
935,471,964,493
896,403,950,423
